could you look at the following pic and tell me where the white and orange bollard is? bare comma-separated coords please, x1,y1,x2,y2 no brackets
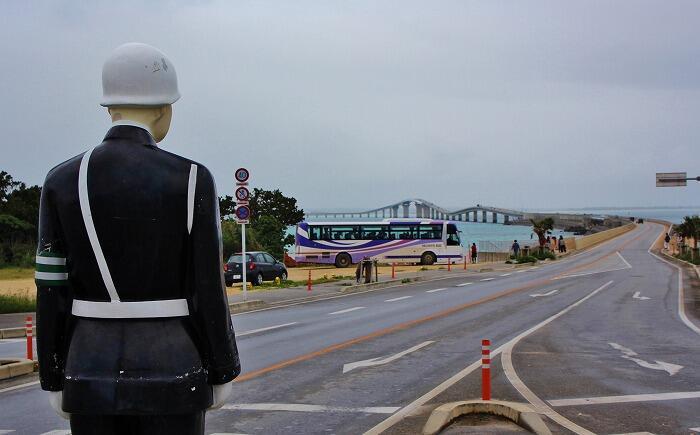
481,339,491,400
26,316,33,360
447,259,451,271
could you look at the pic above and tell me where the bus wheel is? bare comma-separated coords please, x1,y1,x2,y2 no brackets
421,252,437,265
335,253,352,268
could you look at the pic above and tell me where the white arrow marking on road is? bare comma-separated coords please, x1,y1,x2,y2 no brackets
222,403,400,414
329,307,366,315
530,290,559,298
480,278,495,281
632,291,651,300
342,341,435,373
426,288,447,293
385,296,412,302
608,342,683,376
236,322,298,337
456,282,472,287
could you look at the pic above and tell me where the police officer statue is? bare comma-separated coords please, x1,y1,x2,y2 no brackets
35,43,240,434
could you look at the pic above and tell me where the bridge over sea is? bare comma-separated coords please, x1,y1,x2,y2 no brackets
306,199,526,224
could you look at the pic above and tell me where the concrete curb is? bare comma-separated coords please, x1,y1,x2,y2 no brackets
0,358,35,380
0,326,35,339
228,300,265,313
422,400,551,435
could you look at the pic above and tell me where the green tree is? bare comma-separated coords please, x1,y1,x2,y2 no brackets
218,195,237,220
249,188,304,226
251,216,287,259
220,220,262,260
676,215,700,249
530,218,554,247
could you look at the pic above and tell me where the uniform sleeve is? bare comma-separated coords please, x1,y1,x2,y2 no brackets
190,166,241,384
35,179,71,391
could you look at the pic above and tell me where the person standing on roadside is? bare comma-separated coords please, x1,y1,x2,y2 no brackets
559,235,566,253
551,236,558,252
471,243,478,263
511,240,520,258
664,233,671,250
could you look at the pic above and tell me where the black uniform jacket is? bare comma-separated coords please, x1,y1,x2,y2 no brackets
35,125,241,414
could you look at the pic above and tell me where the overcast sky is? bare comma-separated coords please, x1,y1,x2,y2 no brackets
2,1,699,211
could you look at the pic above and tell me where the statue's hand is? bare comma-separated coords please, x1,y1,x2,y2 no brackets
209,381,233,410
48,391,70,420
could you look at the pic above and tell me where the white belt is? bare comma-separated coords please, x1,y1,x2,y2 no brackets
72,299,189,319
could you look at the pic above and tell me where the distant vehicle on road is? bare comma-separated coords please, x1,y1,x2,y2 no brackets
224,251,288,286
294,219,464,268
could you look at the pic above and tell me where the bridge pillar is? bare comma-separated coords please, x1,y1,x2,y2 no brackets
392,206,399,218
492,212,498,223
402,204,409,218
471,211,476,222
504,215,509,224
482,210,487,223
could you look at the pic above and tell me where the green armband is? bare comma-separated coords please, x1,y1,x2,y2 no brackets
35,251,68,286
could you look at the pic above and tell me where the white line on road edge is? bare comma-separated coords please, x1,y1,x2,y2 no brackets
480,278,495,281
547,390,700,407
456,282,472,287
500,280,614,435
426,288,448,293
222,403,400,414
328,307,366,315
0,338,30,345
0,380,40,395
343,341,435,373
364,280,614,435
617,251,633,269
40,431,70,435
385,296,412,302
236,322,298,337
608,342,682,376
530,290,558,298
632,291,650,301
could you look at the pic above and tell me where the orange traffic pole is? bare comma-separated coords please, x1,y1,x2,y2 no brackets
447,258,451,271
464,255,467,270
482,339,491,400
26,316,33,360
391,262,395,279
307,270,312,292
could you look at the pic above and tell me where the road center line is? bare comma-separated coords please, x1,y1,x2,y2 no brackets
500,273,512,277
456,282,472,287
365,280,614,435
547,390,700,407
617,251,633,269
328,307,366,315
480,278,495,281
385,296,412,302
221,403,400,414
425,288,447,293
236,322,298,337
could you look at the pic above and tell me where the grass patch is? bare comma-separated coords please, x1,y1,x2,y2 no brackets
0,267,33,280
247,274,354,290
401,278,412,283
674,252,700,265
0,294,36,314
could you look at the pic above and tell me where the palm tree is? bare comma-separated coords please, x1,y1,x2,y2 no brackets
530,218,554,248
676,215,700,250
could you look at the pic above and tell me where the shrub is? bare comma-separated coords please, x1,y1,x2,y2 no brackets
516,255,538,264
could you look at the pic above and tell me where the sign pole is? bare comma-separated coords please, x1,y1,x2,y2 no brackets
242,223,247,301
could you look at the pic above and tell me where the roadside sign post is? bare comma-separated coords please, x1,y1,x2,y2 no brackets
234,168,251,301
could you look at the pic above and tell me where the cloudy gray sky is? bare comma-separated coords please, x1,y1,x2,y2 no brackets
2,1,699,211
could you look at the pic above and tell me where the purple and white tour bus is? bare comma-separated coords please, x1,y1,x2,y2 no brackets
294,219,465,268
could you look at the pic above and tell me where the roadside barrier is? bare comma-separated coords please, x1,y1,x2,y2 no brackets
307,270,312,292
26,316,33,360
481,339,490,400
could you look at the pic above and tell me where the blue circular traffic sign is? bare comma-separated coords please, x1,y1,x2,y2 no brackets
235,167,250,183
235,205,251,220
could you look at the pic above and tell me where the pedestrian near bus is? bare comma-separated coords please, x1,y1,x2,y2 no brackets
551,236,558,251
664,233,671,250
559,235,566,253
471,243,478,263
511,240,520,257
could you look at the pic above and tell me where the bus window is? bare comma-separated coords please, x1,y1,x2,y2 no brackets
330,226,358,240
389,224,417,240
419,224,442,240
446,224,460,246
360,225,389,240
309,226,322,240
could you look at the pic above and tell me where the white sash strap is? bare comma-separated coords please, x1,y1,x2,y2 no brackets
187,164,197,234
79,147,121,302
72,299,189,319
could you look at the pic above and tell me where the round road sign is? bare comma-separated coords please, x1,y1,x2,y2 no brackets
235,167,250,183
235,205,251,221
235,186,250,202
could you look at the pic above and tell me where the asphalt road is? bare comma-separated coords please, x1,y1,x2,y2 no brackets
1,222,698,434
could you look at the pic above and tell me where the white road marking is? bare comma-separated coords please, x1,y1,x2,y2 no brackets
515,269,527,273
553,265,631,280
343,341,435,373
527,267,539,271
385,296,412,302
365,280,613,435
210,433,251,435
328,307,366,315
456,282,472,287
608,342,682,376
690,428,700,433
426,288,448,293
40,431,71,435
0,338,28,345
0,430,16,434
609,432,656,435
548,390,700,407
0,380,40,394
500,273,512,277
632,291,650,301
617,251,633,269
236,322,298,337
221,403,400,414
480,278,495,281
530,289,558,298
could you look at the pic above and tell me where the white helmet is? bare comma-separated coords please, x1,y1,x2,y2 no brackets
101,43,180,107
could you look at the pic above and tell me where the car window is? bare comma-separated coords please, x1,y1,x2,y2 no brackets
263,253,276,263
255,253,267,263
